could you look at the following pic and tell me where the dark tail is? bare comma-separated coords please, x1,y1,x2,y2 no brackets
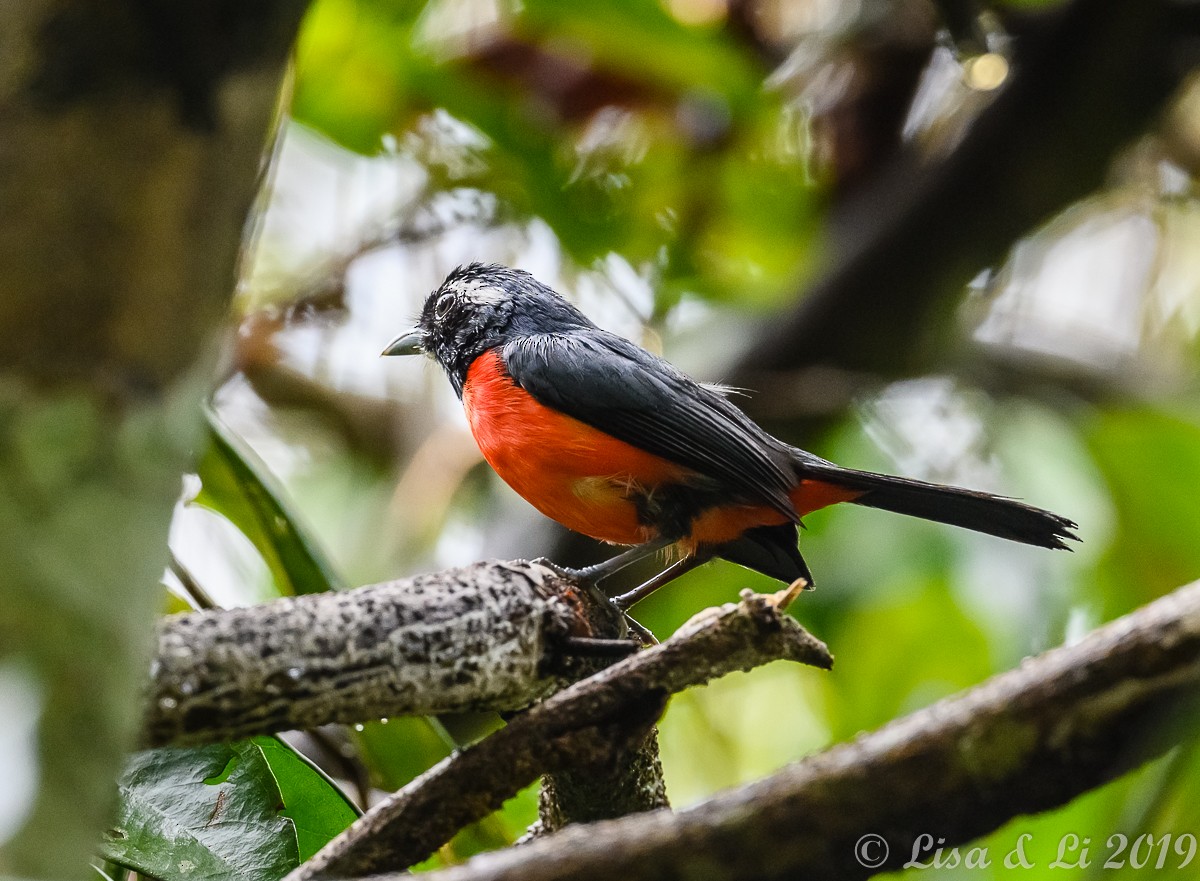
803,463,1079,550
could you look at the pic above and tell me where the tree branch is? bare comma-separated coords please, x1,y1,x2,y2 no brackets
535,600,671,833
288,583,831,880
537,726,668,833
374,580,1200,881
143,561,624,747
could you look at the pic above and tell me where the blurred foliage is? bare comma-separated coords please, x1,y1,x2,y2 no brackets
290,0,820,306
139,0,1200,877
1087,407,1200,613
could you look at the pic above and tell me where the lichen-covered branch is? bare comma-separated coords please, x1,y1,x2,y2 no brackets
377,579,1200,881
537,726,669,834
144,561,624,747
289,584,831,881
535,581,670,835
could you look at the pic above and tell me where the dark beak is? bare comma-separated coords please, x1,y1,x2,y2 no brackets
381,329,425,357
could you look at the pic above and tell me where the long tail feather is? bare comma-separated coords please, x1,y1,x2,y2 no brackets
803,463,1079,550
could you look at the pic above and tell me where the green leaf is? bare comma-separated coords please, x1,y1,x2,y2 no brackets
254,736,360,861
100,741,299,881
193,413,344,596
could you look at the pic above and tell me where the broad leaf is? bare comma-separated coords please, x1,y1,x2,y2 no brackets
100,741,298,881
254,736,360,861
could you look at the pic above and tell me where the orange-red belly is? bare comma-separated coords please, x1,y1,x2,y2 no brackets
461,350,860,549
463,351,689,545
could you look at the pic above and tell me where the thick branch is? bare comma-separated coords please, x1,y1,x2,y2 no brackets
381,580,1200,881
290,584,831,880
144,561,622,747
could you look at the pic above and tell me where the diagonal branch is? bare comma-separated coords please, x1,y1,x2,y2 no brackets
288,583,831,880
373,579,1200,881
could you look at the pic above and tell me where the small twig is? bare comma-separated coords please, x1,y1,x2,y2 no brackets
288,585,831,880
167,550,218,611
367,579,1200,881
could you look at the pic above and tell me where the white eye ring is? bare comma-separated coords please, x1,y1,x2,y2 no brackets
434,294,454,319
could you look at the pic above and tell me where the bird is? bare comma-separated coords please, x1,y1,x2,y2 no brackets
384,263,1077,611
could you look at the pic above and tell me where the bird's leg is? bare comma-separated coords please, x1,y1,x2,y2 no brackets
610,549,714,612
534,537,673,585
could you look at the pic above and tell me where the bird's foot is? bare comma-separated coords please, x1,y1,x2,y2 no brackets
531,539,672,587
529,555,626,584
531,558,660,650
530,556,582,580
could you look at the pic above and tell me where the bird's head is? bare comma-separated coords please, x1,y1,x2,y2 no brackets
382,263,593,395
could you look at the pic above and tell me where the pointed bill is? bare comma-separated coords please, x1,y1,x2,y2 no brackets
381,329,424,356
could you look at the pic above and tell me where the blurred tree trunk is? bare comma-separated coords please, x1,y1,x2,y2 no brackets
0,3,309,877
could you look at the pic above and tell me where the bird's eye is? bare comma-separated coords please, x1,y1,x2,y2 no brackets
434,294,454,320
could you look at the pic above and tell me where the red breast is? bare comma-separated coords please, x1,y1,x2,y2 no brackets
462,349,694,545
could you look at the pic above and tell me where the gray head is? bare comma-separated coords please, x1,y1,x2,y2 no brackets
382,263,595,395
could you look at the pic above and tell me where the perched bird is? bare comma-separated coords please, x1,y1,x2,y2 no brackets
384,264,1077,609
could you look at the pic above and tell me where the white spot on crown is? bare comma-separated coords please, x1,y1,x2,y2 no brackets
450,279,509,307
